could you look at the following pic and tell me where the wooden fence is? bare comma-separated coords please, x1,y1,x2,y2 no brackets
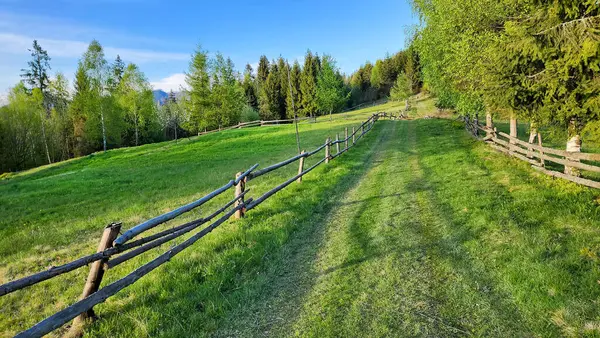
0,113,381,338
197,117,315,136
463,116,600,189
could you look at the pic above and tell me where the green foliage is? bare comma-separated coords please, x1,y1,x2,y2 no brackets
286,61,302,118
240,104,260,122
207,54,246,128
242,63,258,110
259,63,283,120
412,0,599,144
184,45,211,133
316,55,348,117
20,40,51,96
389,73,412,102
300,50,318,116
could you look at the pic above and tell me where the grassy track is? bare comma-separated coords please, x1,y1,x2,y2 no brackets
2,98,600,337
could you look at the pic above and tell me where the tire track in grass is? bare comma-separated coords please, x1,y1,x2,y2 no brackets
291,121,458,337
405,119,532,337
210,121,394,338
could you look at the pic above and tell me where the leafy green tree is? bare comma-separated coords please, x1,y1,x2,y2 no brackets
82,40,112,152
317,55,348,120
117,63,156,146
208,54,246,128
184,45,211,133
48,73,72,160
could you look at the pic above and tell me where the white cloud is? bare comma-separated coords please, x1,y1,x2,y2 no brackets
0,92,8,107
150,73,188,92
0,33,189,63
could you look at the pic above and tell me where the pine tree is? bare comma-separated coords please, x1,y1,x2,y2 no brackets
208,54,246,128
184,45,211,133
286,61,302,118
242,63,258,110
300,50,318,116
259,63,282,120
20,40,52,163
108,55,125,92
257,55,270,85
277,57,289,118
20,40,51,96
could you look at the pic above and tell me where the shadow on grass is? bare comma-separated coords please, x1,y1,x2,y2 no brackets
84,120,392,337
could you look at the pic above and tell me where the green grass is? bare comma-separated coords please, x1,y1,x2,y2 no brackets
2,97,600,337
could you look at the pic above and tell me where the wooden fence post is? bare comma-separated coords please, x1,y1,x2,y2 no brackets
325,137,331,163
344,128,348,150
297,150,306,183
509,115,518,144
69,222,121,335
234,172,246,219
352,127,356,145
361,124,364,136
336,134,340,154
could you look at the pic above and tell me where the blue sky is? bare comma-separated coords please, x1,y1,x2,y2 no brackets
0,0,418,100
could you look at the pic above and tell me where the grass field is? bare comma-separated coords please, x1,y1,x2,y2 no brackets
2,97,600,337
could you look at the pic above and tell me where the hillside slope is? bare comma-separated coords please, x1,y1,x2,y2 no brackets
2,99,599,337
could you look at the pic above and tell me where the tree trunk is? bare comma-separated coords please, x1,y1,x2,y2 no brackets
134,112,139,146
174,123,178,143
329,109,332,122
509,114,517,144
100,104,107,153
485,112,492,129
565,119,582,177
39,111,52,164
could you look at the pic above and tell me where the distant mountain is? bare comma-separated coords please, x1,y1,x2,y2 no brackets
152,90,168,105
152,90,187,106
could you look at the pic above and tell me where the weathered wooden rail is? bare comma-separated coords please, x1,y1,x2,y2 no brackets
197,117,315,136
1,113,381,338
463,116,600,189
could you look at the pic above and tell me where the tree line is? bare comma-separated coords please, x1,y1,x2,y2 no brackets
0,40,419,173
411,0,599,175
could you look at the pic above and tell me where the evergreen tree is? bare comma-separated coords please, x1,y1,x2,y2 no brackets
20,40,51,96
242,63,258,110
70,62,90,156
20,40,52,163
257,55,270,85
300,50,318,116
277,57,289,118
286,61,302,118
184,45,211,133
259,63,282,120
208,54,246,128
108,55,125,92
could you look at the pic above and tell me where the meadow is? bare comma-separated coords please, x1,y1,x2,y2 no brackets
2,98,600,337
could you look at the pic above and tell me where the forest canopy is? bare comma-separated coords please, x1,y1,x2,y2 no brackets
0,40,418,173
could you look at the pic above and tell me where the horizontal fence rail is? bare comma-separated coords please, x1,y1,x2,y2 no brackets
2,113,382,338
463,116,600,189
